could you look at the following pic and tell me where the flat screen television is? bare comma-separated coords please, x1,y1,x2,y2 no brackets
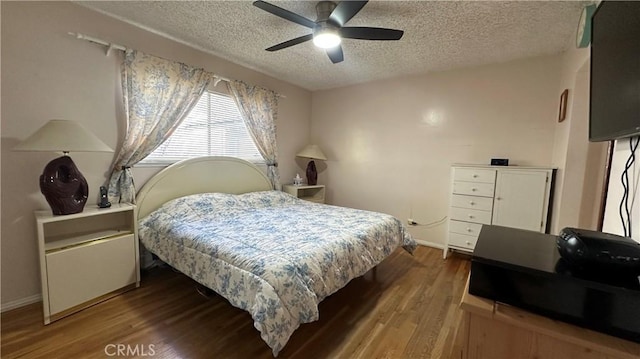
589,1,640,142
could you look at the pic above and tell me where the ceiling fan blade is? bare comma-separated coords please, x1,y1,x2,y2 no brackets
340,27,404,40
329,1,368,27
326,45,344,64
253,1,317,29
266,34,313,51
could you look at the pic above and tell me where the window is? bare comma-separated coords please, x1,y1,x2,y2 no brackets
141,91,262,165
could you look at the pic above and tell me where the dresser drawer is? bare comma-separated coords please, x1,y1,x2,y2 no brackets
453,181,495,197
451,194,493,211
447,232,478,251
449,220,483,238
450,207,492,225
453,168,496,184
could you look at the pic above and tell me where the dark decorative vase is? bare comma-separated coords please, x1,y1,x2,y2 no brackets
306,160,318,185
40,156,88,215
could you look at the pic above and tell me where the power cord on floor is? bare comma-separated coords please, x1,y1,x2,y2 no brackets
408,216,448,228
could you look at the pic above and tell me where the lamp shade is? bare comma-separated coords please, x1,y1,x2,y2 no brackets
296,144,327,160
13,119,113,153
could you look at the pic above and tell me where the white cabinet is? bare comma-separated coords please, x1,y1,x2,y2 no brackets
283,184,326,204
492,170,551,231
444,165,555,258
35,204,140,324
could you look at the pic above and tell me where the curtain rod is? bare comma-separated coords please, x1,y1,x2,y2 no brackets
68,32,284,97
68,32,231,85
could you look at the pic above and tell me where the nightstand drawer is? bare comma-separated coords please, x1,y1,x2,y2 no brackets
448,232,478,251
451,194,493,211
449,220,483,237
453,181,495,197
450,207,492,225
454,168,496,184
46,233,136,315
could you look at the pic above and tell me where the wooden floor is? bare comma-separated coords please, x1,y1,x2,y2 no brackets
1,246,470,359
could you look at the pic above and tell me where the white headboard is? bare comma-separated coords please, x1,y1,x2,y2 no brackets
135,156,272,220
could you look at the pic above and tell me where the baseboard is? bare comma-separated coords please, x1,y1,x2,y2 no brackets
1,294,42,313
414,239,445,249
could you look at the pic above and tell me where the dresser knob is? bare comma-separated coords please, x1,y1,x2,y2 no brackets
466,228,472,232
496,197,501,200
469,201,475,205
468,215,474,219
471,188,477,192
472,174,478,178
466,241,471,245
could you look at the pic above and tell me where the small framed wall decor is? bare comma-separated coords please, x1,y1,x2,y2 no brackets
558,89,569,122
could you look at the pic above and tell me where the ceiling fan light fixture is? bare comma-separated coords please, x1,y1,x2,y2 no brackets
313,28,341,49
253,0,404,63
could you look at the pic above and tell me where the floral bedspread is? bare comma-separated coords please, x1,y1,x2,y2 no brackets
139,190,416,356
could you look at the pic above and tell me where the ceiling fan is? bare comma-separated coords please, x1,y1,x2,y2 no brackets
253,0,404,64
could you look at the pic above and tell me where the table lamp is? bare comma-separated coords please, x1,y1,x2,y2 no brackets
13,119,114,215
296,144,327,185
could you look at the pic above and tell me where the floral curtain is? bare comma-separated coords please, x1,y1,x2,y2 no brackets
227,80,281,190
108,49,214,203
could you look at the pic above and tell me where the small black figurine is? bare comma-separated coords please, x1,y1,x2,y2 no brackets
98,186,111,208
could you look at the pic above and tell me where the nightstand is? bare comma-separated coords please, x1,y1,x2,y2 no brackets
283,184,326,204
35,204,140,324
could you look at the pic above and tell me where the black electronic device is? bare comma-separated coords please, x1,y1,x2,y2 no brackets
490,158,509,166
557,227,640,270
98,186,111,208
589,1,640,141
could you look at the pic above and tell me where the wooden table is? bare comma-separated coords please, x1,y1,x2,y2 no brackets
453,276,640,359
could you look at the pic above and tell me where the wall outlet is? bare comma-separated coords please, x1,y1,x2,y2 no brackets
407,219,417,226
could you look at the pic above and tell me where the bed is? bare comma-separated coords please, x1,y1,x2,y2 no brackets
135,156,417,356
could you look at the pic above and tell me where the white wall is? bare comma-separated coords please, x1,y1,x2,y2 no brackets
551,48,589,233
550,49,609,234
310,56,563,248
0,1,311,309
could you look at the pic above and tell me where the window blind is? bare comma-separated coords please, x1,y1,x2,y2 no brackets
142,91,263,165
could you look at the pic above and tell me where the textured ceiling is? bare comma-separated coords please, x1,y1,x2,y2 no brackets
77,1,591,91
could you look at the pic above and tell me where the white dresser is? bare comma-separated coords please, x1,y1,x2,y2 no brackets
444,165,555,258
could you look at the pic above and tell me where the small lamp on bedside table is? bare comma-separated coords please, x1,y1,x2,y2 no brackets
296,144,327,186
13,119,113,215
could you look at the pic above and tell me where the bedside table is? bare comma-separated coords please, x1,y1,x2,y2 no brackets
283,184,326,204
35,204,140,324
